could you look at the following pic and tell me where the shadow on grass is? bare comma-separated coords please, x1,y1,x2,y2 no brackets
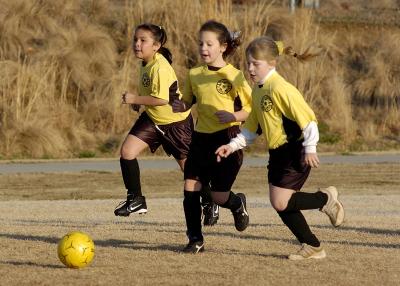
251,222,400,236
95,238,181,252
311,224,400,236
1,218,398,256
0,260,64,268
0,233,181,252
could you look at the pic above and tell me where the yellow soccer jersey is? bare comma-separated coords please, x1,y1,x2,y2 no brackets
138,53,190,125
243,71,317,149
183,64,252,133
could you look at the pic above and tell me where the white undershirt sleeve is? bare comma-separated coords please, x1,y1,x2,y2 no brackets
227,128,258,152
302,121,319,153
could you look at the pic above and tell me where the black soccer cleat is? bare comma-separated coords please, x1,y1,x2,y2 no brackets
203,203,220,226
114,195,147,216
232,193,249,231
182,240,204,254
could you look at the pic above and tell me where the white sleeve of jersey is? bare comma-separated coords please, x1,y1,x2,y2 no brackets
302,121,319,153
227,128,258,152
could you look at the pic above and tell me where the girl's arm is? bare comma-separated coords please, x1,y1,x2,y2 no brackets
172,73,194,113
215,127,258,162
303,121,320,168
215,109,249,123
122,92,168,106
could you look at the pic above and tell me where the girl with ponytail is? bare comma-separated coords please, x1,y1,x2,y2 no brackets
114,23,193,217
216,36,345,260
172,20,252,253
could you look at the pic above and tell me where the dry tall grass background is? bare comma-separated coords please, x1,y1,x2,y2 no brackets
0,0,399,158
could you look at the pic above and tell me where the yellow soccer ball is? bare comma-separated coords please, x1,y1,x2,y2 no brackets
57,231,95,268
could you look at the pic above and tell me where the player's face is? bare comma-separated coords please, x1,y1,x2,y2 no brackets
246,54,275,84
133,29,161,63
198,31,227,66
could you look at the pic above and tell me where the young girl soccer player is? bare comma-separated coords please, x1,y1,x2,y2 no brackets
172,20,252,253
114,23,194,216
216,36,345,260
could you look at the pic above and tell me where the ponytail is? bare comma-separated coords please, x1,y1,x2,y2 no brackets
246,36,320,63
158,46,173,64
275,41,320,62
135,23,173,64
225,30,242,58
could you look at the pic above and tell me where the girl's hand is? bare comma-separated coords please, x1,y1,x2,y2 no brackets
171,99,187,113
305,153,320,168
215,110,236,124
215,145,234,162
122,91,137,104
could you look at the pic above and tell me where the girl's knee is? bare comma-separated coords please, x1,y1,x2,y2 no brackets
270,199,288,212
184,180,202,192
120,143,137,160
211,192,230,205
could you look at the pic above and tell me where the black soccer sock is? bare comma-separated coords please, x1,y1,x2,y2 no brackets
221,191,242,212
200,183,213,206
120,158,142,197
285,191,328,211
183,191,203,242
277,210,320,247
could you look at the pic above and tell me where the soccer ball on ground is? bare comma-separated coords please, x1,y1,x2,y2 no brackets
57,231,95,268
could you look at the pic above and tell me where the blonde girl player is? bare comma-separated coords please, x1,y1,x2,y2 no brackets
114,23,193,216
216,36,345,260
172,20,252,253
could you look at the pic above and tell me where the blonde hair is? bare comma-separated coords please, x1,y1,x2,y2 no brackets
245,36,319,62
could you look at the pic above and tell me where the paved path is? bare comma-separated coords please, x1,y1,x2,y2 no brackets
0,153,399,174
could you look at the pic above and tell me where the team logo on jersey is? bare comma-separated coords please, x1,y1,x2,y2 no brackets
261,94,273,112
142,73,151,87
216,79,232,94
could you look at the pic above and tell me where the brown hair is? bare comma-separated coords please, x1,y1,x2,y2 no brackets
135,23,172,64
246,36,319,63
199,20,242,59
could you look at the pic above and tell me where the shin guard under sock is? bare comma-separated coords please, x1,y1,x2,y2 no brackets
183,191,203,242
221,191,242,212
285,191,328,211
277,210,320,247
120,158,142,197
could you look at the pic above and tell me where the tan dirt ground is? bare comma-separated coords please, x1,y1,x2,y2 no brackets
0,163,399,285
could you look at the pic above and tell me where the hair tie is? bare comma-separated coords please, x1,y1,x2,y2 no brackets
274,41,284,56
229,30,242,41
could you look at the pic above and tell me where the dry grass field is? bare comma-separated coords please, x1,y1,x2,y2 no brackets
0,163,399,285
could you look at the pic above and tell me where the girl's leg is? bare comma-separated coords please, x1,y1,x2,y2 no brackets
269,184,328,212
176,157,220,227
182,179,204,253
175,158,185,172
120,134,149,197
211,146,248,231
270,184,327,260
270,184,344,226
212,191,249,232
114,135,149,216
270,184,326,247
